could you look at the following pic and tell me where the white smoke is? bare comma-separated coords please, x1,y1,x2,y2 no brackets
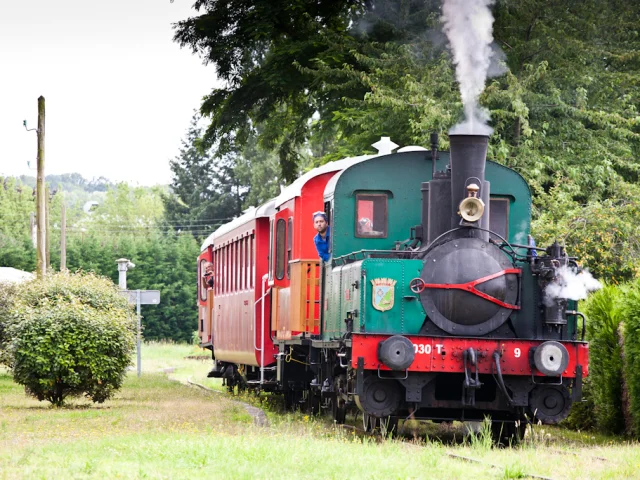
442,0,498,135
544,266,603,306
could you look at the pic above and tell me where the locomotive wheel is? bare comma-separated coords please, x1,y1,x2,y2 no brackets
491,421,527,446
358,376,402,418
530,385,572,424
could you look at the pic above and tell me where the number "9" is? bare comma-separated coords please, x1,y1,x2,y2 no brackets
514,348,521,358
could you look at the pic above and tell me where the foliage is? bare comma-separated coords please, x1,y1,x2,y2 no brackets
162,113,282,233
6,272,136,406
562,377,596,432
621,278,640,437
162,113,239,235
582,284,626,434
173,0,368,181
0,282,19,366
532,181,640,281
0,176,201,343
61,232,201,343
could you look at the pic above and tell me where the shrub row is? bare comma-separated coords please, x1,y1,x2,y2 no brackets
574,279,640,437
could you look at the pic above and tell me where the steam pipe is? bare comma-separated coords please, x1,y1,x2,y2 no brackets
493,351,513,405
567,310,587,341
430,132,439,178
448,134,490,234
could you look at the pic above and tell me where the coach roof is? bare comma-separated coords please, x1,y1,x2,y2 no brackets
272,154,373,208
200,200,277,251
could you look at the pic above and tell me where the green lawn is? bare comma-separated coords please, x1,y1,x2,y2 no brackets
1,343,639,479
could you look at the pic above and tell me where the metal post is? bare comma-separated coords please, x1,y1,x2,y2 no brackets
137,289,141,377
116,258,134,289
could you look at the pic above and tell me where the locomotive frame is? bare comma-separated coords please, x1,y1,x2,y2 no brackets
197,135,588,443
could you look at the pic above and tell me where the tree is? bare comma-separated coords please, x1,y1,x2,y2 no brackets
234,131,282,209
162,113,243,235
173,0,369,181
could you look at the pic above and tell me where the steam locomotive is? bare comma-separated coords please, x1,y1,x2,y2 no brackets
197,133,588,443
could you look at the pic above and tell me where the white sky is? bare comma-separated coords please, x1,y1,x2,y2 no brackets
0,0,218,186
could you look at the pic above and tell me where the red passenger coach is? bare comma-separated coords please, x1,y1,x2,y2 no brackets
199,201,277,369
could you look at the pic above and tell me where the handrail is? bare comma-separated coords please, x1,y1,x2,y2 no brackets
260,274,269,384
332,249,416,266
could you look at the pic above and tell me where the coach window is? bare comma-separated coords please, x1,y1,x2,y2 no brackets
225,245,229,294
276,218,286,280
215,250,220,294
230,242,235,292
251,234,255,288
268,220,274,281
355,193,388,238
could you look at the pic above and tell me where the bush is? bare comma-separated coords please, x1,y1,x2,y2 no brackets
622,279,640,437
0,281,19,366
7,272,136,406
583,284,626,434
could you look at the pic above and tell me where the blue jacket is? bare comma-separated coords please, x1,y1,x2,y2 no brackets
314,226,331,262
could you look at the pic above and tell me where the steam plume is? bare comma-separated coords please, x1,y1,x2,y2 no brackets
442,0,496,135
544,266,603,306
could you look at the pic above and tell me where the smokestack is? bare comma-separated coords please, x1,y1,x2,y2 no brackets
449,134,490,233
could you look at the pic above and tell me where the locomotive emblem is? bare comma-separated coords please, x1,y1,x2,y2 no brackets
371,278,397,311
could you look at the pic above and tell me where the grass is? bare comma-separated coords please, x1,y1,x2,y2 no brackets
1,342,639,479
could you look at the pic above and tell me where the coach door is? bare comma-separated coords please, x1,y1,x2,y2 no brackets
197,247,213,346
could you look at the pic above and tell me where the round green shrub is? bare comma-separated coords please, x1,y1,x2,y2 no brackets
7,272,136,406
0,281,19,366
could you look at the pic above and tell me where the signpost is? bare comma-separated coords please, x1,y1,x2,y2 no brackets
120,289,161,377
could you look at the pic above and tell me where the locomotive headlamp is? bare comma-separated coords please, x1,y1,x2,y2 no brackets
458,183,485,223
533,341,569,376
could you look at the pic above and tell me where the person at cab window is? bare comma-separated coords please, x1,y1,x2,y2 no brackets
313,211,330,262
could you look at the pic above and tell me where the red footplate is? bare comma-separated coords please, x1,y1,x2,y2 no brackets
350,333,589,378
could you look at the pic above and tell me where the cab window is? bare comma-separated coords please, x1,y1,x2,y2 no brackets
490,197,510,239
355,193,388,238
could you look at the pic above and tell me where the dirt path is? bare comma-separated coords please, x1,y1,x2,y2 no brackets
186,377,270,427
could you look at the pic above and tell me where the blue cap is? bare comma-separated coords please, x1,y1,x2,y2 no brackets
312,211,327,221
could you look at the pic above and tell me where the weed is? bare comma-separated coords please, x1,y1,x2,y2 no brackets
503,463,526,479
467,416,494,450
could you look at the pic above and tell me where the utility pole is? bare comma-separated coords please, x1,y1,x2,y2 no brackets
36,96,46,279
60,203,67,271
